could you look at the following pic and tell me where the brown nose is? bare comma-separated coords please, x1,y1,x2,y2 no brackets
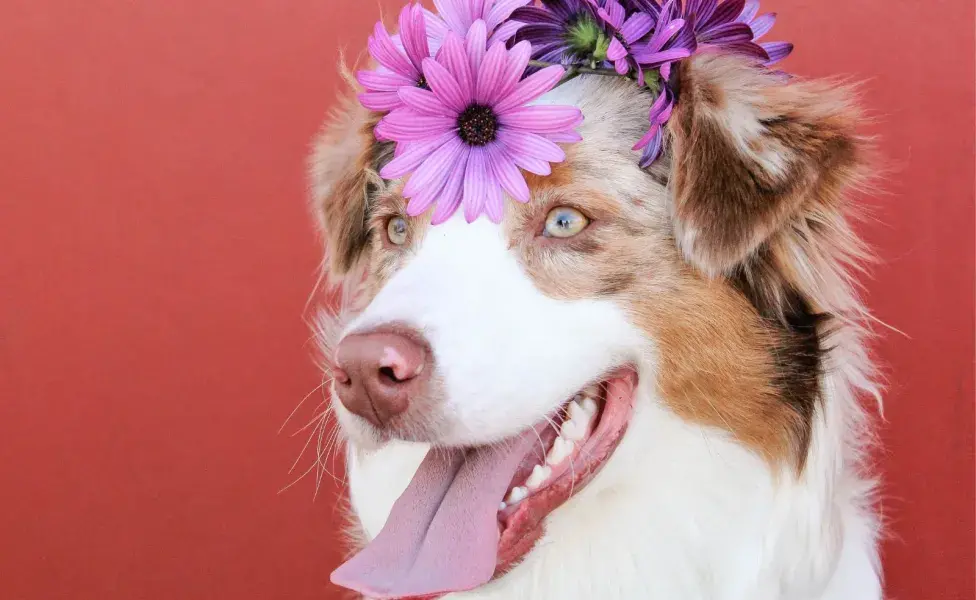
333,330,429,428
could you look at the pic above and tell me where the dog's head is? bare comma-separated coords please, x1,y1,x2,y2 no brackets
311,52,867,598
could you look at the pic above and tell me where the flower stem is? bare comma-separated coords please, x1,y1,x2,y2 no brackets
529,60,623,79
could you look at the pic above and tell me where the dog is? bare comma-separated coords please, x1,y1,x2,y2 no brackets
306,49,883,599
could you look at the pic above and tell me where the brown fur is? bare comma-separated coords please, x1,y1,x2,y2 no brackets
670,53,867,286
507,177,809,464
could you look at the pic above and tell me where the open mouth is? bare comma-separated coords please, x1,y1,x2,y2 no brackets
331,368,638,600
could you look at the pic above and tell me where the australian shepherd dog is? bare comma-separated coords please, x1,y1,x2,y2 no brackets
306,49,882,599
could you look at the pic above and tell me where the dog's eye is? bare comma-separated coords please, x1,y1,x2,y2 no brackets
543,207,589,238
386,216,408,245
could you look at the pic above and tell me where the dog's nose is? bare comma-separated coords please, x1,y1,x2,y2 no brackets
333,330,429,427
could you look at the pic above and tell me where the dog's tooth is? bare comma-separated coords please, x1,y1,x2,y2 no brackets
568,400,588,424
525,465,552,490
506,486,528,505
581,396,598,416
561,418,585,441
499,502,507,511
546,436,573,466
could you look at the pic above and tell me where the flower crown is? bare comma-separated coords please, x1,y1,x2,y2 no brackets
357,0,792,225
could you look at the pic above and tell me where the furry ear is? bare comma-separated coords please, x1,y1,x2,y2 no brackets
308,85,391,279
668,52,868,289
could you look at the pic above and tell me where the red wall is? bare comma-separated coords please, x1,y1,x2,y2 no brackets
1,1,972,598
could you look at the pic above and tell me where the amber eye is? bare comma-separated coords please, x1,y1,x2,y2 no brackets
543,207,589,238
386,216,408,245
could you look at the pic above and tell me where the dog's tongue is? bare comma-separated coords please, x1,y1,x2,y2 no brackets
331,430,538,599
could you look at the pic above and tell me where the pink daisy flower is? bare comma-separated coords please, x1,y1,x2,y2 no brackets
377,26,583,224
356,3,433,113
357,1,531,115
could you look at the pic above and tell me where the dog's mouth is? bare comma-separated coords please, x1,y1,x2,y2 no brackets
331,368,638,600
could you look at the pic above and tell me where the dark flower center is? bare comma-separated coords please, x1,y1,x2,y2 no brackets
457,104,498,147
416,75,430,90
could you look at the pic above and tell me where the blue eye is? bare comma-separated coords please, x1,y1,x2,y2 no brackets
386,216,408,245
544,207,589,238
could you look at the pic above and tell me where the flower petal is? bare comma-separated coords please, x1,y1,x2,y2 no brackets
545,130,583,144
511,154,551,176
486,40,531,105
643,15,686,54
359,91,404,112
403,136,465,197
462,147,489,222
698,22,753,45
399,4,430,71
486,0,531,30
405,175,447,216
638,127,663,167
750,13,776,40
368,22,417,79
398,86,455,117
488,19,523,45
499,105,583,133
430,152,468,224
465,19,488,71
510,6,563,25
699,0,745,33
433,0,469,35
762,41,793,65
494,65,564,114
484,167,504,217
357,69,415,92
634,47,692,68
486,144,529,203
380,131,456,179
721,40,769,60
633,122,660,151
423,57,468,112
483,184,505,222
380,108,456,141
439,31,475,98
597,1,625,28
509,22,564,44
737,0,760,24
424,9,450,41
607,37,628,62
498,129,565,162
620,12,654,43
475,41,508,104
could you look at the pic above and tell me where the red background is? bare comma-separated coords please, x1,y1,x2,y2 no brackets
1,1,973,598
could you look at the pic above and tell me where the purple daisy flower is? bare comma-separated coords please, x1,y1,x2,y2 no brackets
509,0,609,66
357,1,532,115
737,0,793,65
376,26,583,224
356,3,434,113
598,0,655,82
680,0,766,64
631,0,695,81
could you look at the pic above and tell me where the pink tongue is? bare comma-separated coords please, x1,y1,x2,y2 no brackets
330,430,539,599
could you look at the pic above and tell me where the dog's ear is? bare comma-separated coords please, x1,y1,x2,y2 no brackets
668,52,869,292
309,81,391,279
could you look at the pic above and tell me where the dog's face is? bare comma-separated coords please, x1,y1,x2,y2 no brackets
312,52,865,598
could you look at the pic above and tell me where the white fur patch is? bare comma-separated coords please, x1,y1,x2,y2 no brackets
340,213,642,446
